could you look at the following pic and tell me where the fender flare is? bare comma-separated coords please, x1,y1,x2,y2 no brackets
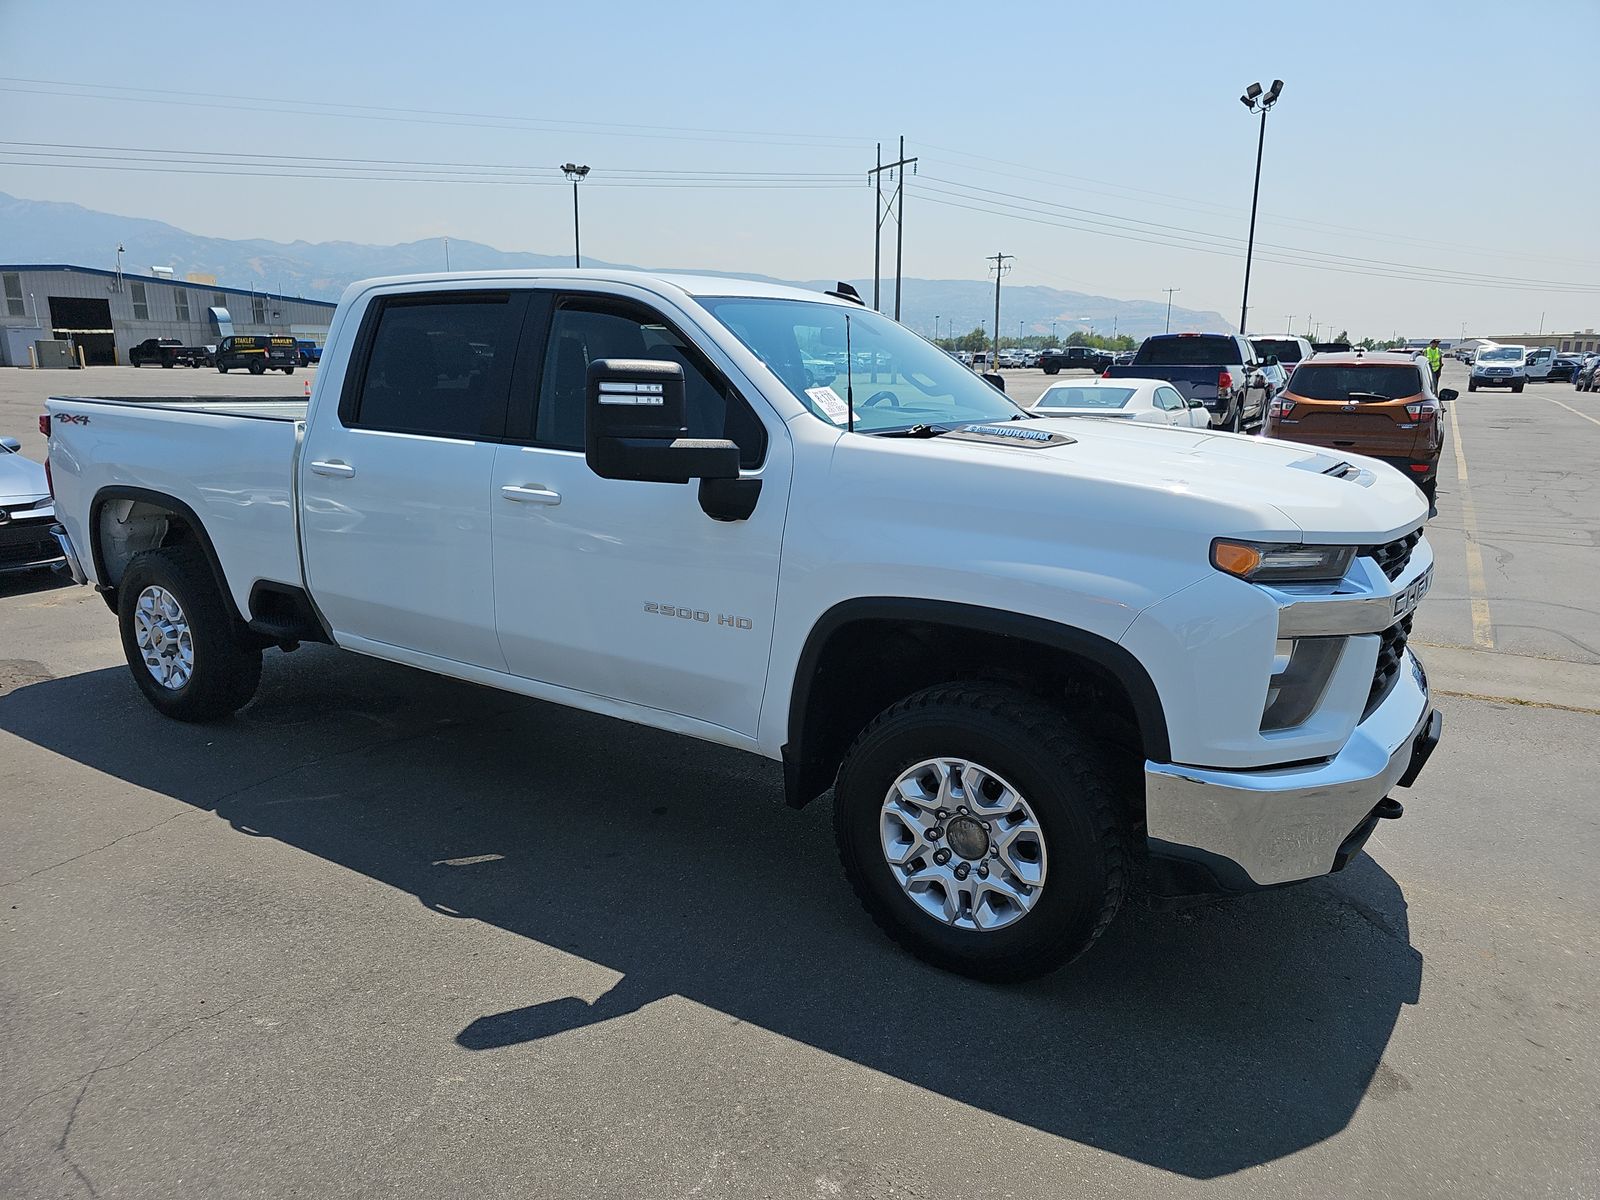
782,597,1172,806
88,485,242,624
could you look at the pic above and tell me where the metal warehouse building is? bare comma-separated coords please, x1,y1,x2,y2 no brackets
0,265,336,367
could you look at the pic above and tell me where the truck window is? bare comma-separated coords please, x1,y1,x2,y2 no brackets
1137,336,1242,366
532,298,766,467
347,292,525,439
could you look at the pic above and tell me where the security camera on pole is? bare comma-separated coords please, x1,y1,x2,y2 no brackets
1237,79,1283,338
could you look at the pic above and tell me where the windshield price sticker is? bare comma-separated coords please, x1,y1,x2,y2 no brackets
805,386,850,425
1393,566,1432,621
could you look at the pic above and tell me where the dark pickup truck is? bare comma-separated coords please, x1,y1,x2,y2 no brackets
1103,333,1271,431
128,338,210,368
1040,346,1113,374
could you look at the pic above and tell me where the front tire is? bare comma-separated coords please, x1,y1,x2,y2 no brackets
833,683,1127,982
1513,382,1524,393
117,546,262,722
1467,380,1476,392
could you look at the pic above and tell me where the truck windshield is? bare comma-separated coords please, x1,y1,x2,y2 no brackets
1136,336,1242,365
1289,365,1422,401
701,297,1024,433
1479,347,1524,361
1251,338,1304,363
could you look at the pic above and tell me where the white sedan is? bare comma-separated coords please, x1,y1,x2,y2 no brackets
1030,377,1209,427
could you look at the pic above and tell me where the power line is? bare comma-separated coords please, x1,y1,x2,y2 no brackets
916,191,1597,295
0,78,870,152
916,180,1598,294
0,140,856,180
920,175,1594,291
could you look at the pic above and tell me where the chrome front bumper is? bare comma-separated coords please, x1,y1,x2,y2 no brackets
1144,647,1435,889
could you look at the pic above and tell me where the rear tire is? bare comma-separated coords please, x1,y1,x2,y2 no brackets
248,361,265,375
117,545,262,722
1230,401,1244,432
833,683,1127,982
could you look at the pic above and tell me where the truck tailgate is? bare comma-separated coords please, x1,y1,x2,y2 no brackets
1104,365,1222,401
46,395,307,618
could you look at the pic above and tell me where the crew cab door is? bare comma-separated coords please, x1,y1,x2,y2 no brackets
489,290,787,737
300,288,531,669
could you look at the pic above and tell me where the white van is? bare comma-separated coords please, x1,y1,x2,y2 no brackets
1468,343,1527,393
1524,347,1557,382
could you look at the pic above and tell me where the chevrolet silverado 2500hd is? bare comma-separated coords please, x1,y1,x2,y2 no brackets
43,270,1442,981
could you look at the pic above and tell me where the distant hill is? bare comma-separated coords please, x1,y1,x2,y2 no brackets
0,191,1232,338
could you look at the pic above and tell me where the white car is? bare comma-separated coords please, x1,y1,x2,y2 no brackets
1032,377,1210,427
0,436,65,576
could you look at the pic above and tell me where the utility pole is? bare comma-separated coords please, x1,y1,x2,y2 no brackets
1162,287,1180,333
934,313,940,343
867,137,917,319
561,163,590,267
987,252,1013,368
1283,314,1294,335
443,236,451,272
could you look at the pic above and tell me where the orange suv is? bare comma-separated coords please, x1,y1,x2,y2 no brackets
1263,351,1453,505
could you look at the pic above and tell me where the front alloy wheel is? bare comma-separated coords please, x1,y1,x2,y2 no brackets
880,757,1047,931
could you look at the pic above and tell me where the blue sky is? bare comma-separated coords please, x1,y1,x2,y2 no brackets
2,0,1596,339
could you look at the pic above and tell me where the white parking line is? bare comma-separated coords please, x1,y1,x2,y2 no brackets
1543,397,1600,428
1447,400,1495,650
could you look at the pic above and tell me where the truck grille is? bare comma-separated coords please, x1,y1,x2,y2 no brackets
1363,529,1422,580
0,518,61,570
1364,614,1414,719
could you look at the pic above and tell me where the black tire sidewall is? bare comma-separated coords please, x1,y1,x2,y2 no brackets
117,548,259,721
836,692,1117,977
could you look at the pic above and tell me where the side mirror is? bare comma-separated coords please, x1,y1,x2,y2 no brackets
1440,388,1459,402
0,436,21,453
1249,370,1268,388
586,359,739,485
1188,398,1206,408
981,372,1006,393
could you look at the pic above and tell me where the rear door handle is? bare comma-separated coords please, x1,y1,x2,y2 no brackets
500,484,562,506
309,460,355,478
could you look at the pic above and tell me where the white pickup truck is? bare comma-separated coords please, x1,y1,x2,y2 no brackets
43,270,1441,980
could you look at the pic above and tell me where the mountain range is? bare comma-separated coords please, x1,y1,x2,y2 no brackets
0,191,1232,339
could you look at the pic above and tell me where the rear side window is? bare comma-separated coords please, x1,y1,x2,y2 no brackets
1288,365,1424,401
348,292,527,438
1136,336,1242,365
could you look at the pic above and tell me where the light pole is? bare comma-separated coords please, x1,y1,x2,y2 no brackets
561,163,590,267
1237,79,1283,338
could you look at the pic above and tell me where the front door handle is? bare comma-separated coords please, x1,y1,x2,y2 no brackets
500,484,562,506
309,460,355,478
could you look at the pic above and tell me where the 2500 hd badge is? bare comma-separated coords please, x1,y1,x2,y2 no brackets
644,602,754,630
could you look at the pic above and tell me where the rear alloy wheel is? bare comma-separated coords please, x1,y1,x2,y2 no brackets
118,545,262,721
249,361,265,375
1231,401,1244,432
834,683,1126,981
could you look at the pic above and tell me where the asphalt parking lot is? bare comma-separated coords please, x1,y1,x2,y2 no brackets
2,362,1597,1198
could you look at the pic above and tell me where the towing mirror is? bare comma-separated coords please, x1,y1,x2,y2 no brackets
585,358,740,486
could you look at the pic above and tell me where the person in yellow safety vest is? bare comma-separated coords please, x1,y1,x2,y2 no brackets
1426,339,1443,390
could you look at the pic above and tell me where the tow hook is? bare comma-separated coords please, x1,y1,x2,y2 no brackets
1375,797,1404,820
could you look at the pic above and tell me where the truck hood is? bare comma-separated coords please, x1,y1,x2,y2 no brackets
903,418,1428,542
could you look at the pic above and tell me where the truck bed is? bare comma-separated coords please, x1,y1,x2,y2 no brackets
49,395,309,421
45,393,309,616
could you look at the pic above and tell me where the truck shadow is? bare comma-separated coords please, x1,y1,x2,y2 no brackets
0,647,1422,1180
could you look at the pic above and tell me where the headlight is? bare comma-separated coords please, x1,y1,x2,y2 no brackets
1211,539,1356,583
